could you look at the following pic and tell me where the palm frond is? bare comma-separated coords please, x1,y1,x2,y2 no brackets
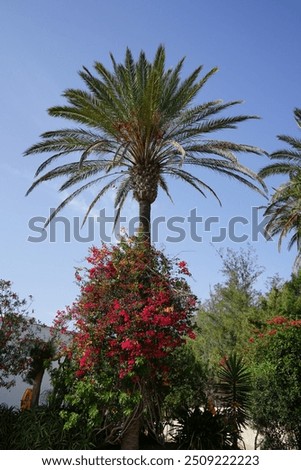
164,167,222,205
276,135,301,150
81,176,125,227
258,162,301,178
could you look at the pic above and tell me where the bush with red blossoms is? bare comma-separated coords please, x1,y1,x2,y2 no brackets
54,238,196,379
248,314,301,345
51,237,197,442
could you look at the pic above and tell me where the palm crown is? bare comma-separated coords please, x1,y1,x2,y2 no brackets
259,108,301,271
25,45,266,241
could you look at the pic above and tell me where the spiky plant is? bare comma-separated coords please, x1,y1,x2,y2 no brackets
217,353,252,449
25,45,266,242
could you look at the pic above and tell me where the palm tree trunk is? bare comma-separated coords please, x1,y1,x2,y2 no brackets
119,199,151,450
139,200,151,243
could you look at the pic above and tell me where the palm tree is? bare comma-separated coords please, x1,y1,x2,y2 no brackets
25,45,266,243
24,46,266,450
259,108,301,270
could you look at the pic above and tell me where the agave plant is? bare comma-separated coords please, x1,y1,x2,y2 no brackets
25,45,266,242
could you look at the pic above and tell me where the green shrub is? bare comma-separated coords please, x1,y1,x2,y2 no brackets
0,404,19,449
0,404,101,449
174,406,230,450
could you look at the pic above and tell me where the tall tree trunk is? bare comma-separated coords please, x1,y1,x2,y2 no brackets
120,199,151,450
31,368,45,408
139,200,151,244
120,414,141,450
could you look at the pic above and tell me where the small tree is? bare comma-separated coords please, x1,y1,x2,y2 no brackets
0,279,36,388
25,339,55,407
0,279,54,408
196,247,264,370
51,237,197,449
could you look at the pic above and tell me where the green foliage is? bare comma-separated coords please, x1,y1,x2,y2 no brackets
171,354,252,450
50,356,121,442
248,315,301,449
0,279,38,388
163,342,207,420
174,407,231,450
0,404,98,450
195,247,264,370
25,339,55,384
0,404,19,449
259,271,301,319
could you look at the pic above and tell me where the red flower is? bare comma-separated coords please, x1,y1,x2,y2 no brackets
289,319,301,327
188,330,196,340
267,316,288,325
75,370,85,378
178,260,190,275
83,285,94,293
121,339,135,350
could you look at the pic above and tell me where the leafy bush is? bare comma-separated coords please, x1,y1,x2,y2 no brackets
0,404,19,449
0,404,99,449
249,316,301,449
171,354,252,450
174,406,230,450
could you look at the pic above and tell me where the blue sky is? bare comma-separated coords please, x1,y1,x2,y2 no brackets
1,0,301,324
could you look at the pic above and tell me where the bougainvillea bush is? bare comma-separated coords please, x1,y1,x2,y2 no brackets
51,236,197,448
248,316,301,449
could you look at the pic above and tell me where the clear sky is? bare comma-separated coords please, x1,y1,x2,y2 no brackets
1,0,301,324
